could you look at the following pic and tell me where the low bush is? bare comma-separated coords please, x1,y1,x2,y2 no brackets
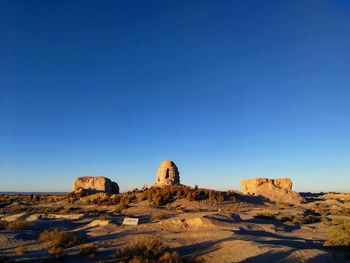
254,212,319,226
142,186,229,207
254,212,276,220
276,214,319,226
324,220,350,247
97,213,110,220
48,245,64,259
152,211,168,221
39,229,82,249
7,221,32,231
114,235,180,262
15,246,25,256
79,244,97,257
9,205,23,214
113,203,128,213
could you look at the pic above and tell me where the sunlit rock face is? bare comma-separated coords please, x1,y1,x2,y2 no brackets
155,160,180,187
73,176,119,194
240,178,303,204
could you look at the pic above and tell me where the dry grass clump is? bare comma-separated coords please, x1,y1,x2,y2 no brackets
314,204,331,217
254,212,276,220
0,195,14,208
97,213,111,220
324,219,350,247
82,192,136,206
254,211,319,226
113,203,129,213
114,235,181,262
48,245,64,259
152,211,168,221
8,205,23,214
79,244,97,257
39,229,82,249
15,246,26,256
7,220,32,231
140,186,231,207
278,215,317,226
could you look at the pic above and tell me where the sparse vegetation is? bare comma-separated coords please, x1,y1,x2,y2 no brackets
15,246,25,256
39,229,82,249
254,212,276,220
324,219,350,247
113,203,129,213
97,213,111,220
139,186,231,207
152,211,168,221
114,235,181,262
48,245,64,259
7,220,32,231
79,244,97,257
9,205,23,214
254,211,320,226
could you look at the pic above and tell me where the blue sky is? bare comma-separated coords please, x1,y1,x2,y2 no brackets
1,0,349,192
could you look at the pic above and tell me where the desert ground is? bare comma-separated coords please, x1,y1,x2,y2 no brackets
0,186,350,262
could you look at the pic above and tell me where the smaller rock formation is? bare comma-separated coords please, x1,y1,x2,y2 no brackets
155,160,180,187
240,178,303,204
73,176,119,194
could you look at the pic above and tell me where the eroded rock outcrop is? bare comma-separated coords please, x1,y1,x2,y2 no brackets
240,178,303,204
155,160,180,187
73,176,119,194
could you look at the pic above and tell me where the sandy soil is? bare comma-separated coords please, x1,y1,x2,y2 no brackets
0,191,349,262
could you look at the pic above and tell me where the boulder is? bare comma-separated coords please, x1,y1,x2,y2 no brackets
240,178,303,204
73,176,119,194
155,160,180,187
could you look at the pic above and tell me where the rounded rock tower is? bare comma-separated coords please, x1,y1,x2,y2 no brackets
155,160,180,187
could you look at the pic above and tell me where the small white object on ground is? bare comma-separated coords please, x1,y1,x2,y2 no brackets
122,217,139,226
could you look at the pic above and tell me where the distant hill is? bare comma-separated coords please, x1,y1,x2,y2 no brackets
0,191,67,195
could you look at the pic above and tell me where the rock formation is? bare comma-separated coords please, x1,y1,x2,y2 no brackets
73,176,119,194
155,160,180,187
240,178,303,204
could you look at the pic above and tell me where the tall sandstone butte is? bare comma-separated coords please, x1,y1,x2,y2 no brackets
73,176,119,194
155,160,180,187
240,178,303,204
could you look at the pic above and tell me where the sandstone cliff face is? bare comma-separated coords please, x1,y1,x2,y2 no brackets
73,176,119,194
155,160,180,187
240,178,303,204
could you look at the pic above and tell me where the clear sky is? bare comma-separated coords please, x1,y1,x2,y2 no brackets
1,0,349,193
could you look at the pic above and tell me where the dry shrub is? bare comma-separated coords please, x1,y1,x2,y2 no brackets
9,205,23,214
7,221,32,231
254,212,319,226
254,212,276,220
114,235,181,262
79,244,97,257
39,229,82,249
276,214,319,226
143,186,228,207
152,211,168,221
159,251,182,262
324,220,350,247
97,213,110,220
15,246,25,256
113,203,128,213
48,245,64,259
